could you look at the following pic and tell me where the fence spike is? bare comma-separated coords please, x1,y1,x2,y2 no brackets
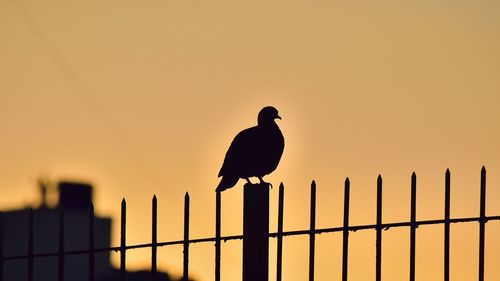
28,208,34,281
183,192,190,281
89,203,95,281
444,169,451,281
376,175,383,281
58,208,65,281
479,166,486,281
215,192,221,281
152,195,157,281
0,212,3,281
277,183,284,281
120,199,126,281
309,180,316,281
410,173,417,281
342,177,350,281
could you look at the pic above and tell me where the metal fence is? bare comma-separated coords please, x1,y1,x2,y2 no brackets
0,167,498,281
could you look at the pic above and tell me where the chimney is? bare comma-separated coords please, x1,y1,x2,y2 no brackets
58,181,93,209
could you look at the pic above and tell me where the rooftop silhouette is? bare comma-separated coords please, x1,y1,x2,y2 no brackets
1,180,184,281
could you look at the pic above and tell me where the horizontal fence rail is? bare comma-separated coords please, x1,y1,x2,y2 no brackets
3,215,500,261
0,167,497,281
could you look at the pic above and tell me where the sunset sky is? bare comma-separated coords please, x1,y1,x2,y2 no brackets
1,0,500,280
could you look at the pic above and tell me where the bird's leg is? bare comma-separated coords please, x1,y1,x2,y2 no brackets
258,177,273,189
245,178,252,184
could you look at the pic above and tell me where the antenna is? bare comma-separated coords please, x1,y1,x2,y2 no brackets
38,178,49,208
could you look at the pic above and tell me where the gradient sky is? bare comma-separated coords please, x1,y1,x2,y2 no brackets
1,1,500,280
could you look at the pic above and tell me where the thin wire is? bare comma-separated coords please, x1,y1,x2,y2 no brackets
10,0,82,84
4,214,500,261
7,0,167,188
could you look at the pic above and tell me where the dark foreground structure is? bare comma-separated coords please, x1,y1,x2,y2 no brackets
1,167,498,281
0,181,173,281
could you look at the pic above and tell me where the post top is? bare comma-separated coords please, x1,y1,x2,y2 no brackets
243,182,272,189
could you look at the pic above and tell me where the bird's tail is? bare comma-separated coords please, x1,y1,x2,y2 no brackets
216,176,239,192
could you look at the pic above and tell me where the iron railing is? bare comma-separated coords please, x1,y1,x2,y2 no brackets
0,167,497,281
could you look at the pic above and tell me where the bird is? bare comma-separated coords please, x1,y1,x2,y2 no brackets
216,106,285,192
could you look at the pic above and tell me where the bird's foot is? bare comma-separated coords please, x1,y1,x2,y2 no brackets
258,177,273,189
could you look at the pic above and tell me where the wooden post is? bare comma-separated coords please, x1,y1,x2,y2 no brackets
243,183,270,281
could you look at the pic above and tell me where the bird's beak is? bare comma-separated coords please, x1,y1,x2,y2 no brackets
276,114,282,120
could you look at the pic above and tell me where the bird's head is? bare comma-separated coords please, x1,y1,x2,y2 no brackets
258,106,281,126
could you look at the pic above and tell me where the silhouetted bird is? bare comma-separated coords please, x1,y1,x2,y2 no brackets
216,106,285,192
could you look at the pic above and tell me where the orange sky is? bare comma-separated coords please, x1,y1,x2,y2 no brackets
1,1,500,280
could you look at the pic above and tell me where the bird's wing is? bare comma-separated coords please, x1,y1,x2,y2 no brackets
268,129,285,173
218,127,257,177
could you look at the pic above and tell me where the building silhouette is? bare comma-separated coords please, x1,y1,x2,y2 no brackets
1,181,176,281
